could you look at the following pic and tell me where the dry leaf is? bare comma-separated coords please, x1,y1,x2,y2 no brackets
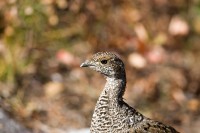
128,53,147,68
146,46,166,64
169,16,189,36
44,82,64,98
134,23,149,42
56,49,75,66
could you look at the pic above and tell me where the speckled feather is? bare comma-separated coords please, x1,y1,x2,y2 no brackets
81,52,179,133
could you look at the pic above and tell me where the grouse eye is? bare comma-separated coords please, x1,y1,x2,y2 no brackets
101,60,107,64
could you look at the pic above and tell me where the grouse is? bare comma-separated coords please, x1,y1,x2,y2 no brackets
80,52,179,133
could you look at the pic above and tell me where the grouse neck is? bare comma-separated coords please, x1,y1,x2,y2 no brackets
105,74,126,103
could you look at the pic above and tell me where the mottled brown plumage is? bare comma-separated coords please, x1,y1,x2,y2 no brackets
81,52,179,133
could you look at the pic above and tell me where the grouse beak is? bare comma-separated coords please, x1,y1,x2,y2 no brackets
80,60,95,67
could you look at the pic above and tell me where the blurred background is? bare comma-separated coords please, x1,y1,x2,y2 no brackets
0,0,200,133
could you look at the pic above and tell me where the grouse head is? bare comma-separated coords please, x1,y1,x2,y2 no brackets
80,52,125,79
